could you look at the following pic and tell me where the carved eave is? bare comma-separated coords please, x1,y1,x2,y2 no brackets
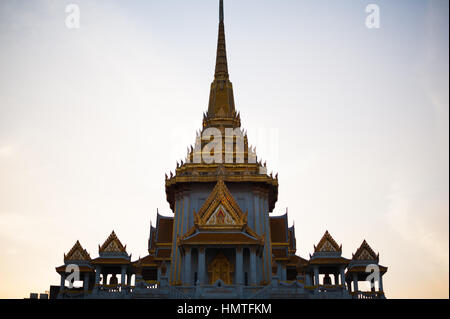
309,256,350,266
352,240,380,262
91,257,131,265
203,113,240,129
314,231,342,253
99,231,127,254
56,265,94,274
64,240,91,262
180,231,263,247
131,255,158,268
345,265,388,281
286,255,309,268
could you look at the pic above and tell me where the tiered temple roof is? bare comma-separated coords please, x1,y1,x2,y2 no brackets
270,214,290,261
152,213,173,261
164,1,278,213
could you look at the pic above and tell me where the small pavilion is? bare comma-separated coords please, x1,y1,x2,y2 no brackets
307,231,349,291
91,231,132,292
345,240,388,298
55,241,94,296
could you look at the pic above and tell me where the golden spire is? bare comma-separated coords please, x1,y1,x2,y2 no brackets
219,0,224,23
205,0,239,128
214,0,228,80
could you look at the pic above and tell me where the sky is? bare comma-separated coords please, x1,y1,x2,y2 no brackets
0,0,448,299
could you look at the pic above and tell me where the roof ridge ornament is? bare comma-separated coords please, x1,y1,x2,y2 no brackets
217,164,226,177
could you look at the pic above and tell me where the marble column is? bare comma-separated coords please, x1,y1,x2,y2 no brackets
103,271,108,285
340,267,346,287
277,262,282,279
249,248,257,285
184,247,191,285
198,248,206,284
121,266,126,287
83,273,89,292
347,280,352,292
353,273,359,292
263,196,272,284
379,275,384,292
94,266,101,286
313,266,320,286
253,192,260,235
60,273,66,292
282,265,287,281
305,273,311,286
236,247,243,285
170,197,181,284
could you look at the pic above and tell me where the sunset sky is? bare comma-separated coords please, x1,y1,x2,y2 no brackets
0,0,448,298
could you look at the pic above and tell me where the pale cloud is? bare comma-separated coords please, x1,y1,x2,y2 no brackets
386,182,449,265
422,0,449,138
0,145,14,157
385,180,449,298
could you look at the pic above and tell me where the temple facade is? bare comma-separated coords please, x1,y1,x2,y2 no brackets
54,0,388,299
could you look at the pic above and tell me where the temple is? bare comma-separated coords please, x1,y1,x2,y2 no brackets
53,0,388,299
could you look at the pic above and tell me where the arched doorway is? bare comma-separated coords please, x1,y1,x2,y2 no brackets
208,252,234,284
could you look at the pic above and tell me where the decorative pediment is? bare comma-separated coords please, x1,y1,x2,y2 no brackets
194,179,247,229
206,205,236,225
64,241,91,261
99,231,127,253
352,240,379,262
314,231,342,253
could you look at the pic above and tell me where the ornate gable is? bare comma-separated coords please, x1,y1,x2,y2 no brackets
314,231,342,253
64,241,91,261
99,231,127,253
194,179,247,228
352,240,379,262
206,205,235,225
